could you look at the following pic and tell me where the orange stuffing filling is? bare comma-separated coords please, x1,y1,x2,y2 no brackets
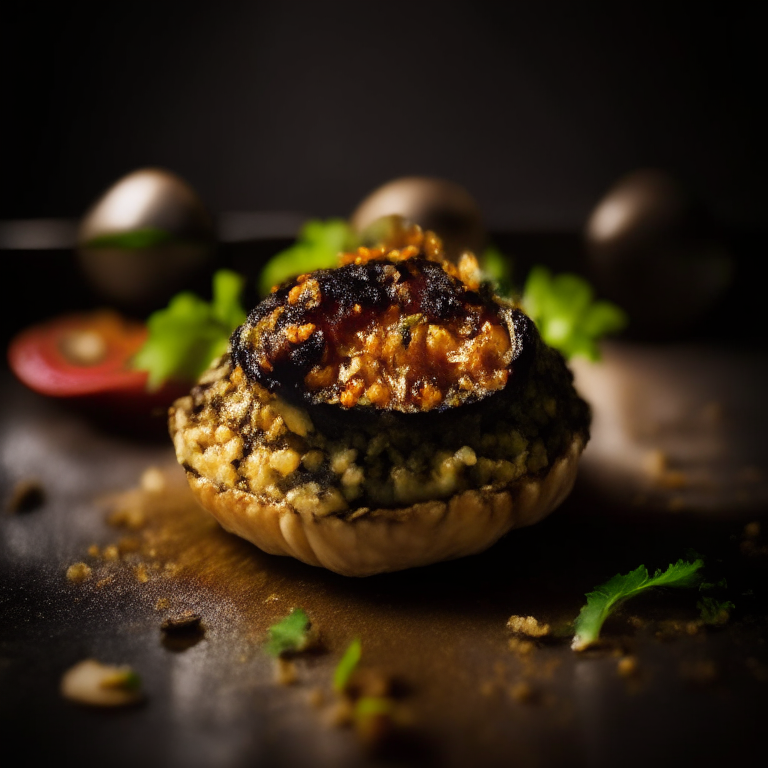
235,225,517,413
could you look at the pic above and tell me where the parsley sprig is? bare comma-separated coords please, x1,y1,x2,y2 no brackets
334,637,362,693
132,269,246,389
521,265,627,361
572,559,704,650
265,608,313,657
697,596,735,626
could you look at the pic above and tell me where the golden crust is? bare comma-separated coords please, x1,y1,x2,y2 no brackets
182,434,585,577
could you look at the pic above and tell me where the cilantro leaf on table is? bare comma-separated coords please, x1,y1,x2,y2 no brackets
521,265,627,361
697,596,735,626
265,608,313,657
334,637,362,693
132,269,246,389
572,559,704,651
258,218,357,296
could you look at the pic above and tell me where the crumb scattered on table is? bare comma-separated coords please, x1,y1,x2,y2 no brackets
140,467,166,493
60,659,143,707
109,505,147,531
102,544,120,562
506,615,551,637
134,563,150,583
66,562,92,583
161,611,202,633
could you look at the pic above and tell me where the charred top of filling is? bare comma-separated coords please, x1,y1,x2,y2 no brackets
232,236,529,413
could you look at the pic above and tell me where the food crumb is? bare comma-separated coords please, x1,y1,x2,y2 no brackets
274,658,297,686
134,563,150,583
87,544,100,558
510,681,535,703
140,467,166,493
686,621,701,635
656,619,699,640
109,505,147,531
161,611,202,634
264,594,280,603
61,659,143,707
96,577,114,589
155,598,171,611
7,479,45,513
617,656,639,678
66,562,92,583
506,615,550,637
102,545,120,562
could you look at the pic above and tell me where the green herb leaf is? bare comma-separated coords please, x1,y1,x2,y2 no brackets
258,218,357,296
132,269,246,389
334,637,362,693
265,608,312,657
572,558,704,651
521,265,628,361
697,596,735,626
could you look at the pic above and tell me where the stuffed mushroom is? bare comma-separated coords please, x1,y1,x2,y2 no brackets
169,225,590,576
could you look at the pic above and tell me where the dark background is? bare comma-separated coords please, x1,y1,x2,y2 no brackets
2,2,765,232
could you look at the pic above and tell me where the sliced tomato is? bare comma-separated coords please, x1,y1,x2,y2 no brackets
7,311,186,434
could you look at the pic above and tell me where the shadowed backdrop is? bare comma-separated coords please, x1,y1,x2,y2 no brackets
2,2,765,232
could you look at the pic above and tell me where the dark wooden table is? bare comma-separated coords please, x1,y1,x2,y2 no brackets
2,229,766,768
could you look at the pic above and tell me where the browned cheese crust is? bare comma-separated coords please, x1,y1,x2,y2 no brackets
169,227,591,576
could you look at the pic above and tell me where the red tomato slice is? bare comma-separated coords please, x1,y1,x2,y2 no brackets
7,311,188,435
8,311,151,397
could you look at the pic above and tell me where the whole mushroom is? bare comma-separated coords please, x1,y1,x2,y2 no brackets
584,168,732,339
77,168,215,314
